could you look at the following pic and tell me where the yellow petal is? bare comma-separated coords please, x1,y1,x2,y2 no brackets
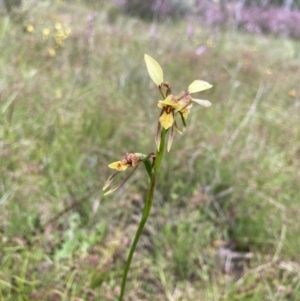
144,54,164,86
158,102,164,109
159,111,174,130
192,98,212,107
188,80,212,94
180,105,192,119
108,161,130,171
158,95,181,110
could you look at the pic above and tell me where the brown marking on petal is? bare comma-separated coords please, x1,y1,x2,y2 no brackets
165,106,173,114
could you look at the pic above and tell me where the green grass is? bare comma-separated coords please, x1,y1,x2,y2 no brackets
1,1,300,300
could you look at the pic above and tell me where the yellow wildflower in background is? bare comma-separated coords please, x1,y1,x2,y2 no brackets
48,48,56,57
55,90,62,99
265,68,272,75
55,22,62,31
43,28,51,39
289,89,297,98
26,24,34,33
64,27,71,36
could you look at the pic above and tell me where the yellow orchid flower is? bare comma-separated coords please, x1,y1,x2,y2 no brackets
108,161,131,171
144,55,212,129
157,82,212,130
103,153,154,195
108,153,140,171
144,54,213,151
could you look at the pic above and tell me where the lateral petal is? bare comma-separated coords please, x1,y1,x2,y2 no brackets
192,98,212,107
188,80,212,94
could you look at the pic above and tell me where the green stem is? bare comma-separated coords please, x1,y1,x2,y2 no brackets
118,129,166,301
154,129,166,172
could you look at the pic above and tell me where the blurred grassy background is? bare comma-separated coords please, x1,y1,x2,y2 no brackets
1,0,300,300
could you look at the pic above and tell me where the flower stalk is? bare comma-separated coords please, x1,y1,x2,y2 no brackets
118,129,166,301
